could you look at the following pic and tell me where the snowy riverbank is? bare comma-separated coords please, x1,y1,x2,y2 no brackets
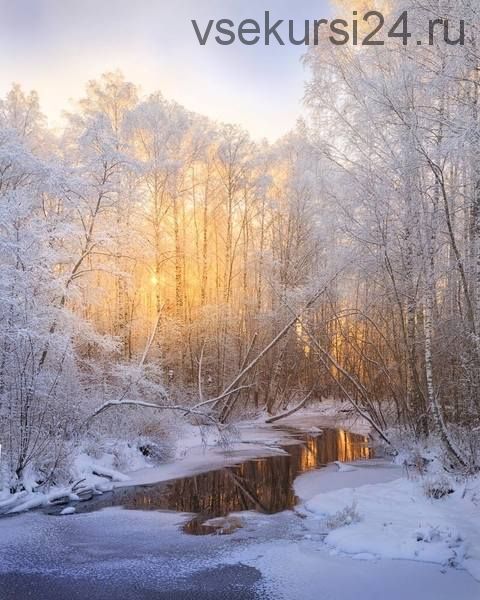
2,469,478,600
294,460,480,582
121,401,371,487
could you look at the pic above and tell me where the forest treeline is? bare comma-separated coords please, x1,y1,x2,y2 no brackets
1,0,479,487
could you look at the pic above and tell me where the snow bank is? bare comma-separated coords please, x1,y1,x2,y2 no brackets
73,452,132,484
297,465,480,581
0,441,152,515
3,488,81,514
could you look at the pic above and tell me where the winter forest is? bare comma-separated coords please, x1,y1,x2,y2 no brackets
1,1,480,598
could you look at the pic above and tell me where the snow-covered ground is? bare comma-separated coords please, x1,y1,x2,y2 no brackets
1,497,479,599
1,402,480,598
294,460,480,583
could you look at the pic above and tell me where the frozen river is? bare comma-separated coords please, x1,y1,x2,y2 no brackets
1,506,479,600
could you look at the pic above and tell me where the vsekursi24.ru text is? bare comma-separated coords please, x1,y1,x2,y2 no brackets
192,11,465,47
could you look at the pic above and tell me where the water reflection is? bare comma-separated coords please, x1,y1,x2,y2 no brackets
74,428,371,534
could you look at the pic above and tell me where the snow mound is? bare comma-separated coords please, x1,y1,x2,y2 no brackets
60,506,76,516
302,475,480,581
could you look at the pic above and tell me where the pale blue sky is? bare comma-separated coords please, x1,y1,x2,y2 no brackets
0,0,332,140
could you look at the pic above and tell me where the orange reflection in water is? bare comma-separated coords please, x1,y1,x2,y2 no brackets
336,429,370,462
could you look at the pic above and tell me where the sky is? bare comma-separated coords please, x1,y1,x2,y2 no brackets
0,0,332,140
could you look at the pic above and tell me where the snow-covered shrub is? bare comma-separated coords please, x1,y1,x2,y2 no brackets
80,359,177,457
391,442,432,478
445,425,480,473
214,422,241,450
414,526,465,568
323,502,361,530
422,476,454,500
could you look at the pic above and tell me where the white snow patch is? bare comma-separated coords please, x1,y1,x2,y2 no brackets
60,506,76,515
294,459,402,501
74,453,131,483
225,537,480,600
